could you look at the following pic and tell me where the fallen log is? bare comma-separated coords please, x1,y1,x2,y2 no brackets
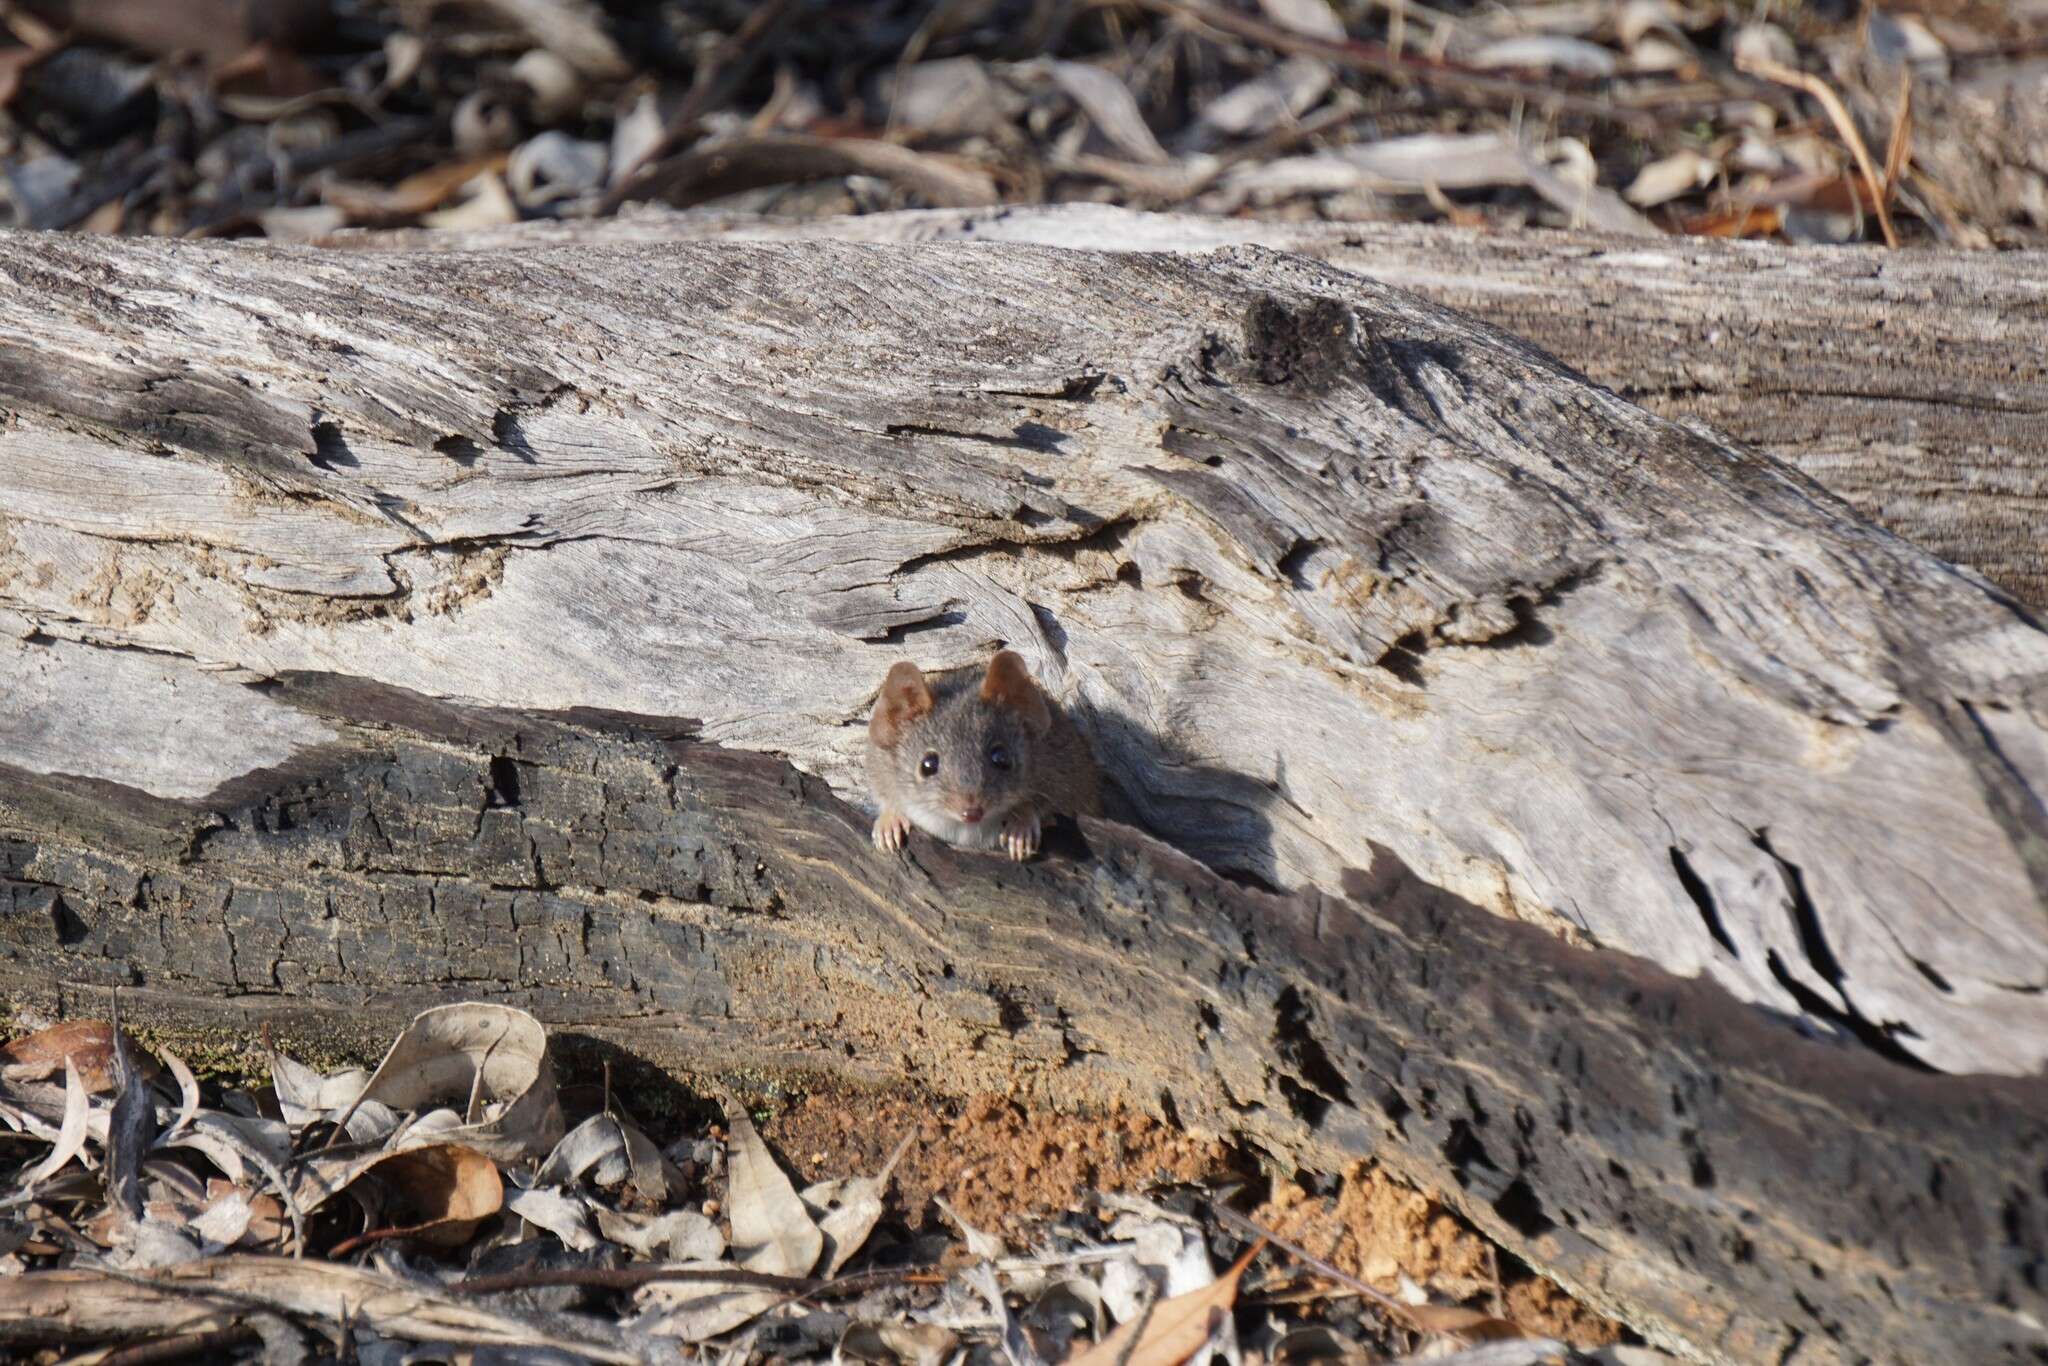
1,226,2045,1361
4,671,2043,1364
342,205,2048,611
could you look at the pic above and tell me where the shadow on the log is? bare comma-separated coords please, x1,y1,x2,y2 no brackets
1068,695,1282,895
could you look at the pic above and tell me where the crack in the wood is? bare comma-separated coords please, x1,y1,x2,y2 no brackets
884,420,1071,454
1752,827,1933,1071
1669,845,1738,959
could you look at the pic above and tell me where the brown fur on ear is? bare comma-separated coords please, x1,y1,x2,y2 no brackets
980,650,1052,733
870,661,935,749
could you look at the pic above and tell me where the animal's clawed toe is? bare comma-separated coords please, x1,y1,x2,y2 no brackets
872,810,912,853
998,810,1041,861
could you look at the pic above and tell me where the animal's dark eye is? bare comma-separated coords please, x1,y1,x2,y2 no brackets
918,752,939,778
987,743,1011,771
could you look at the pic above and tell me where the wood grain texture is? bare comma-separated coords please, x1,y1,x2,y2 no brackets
348,205,2048,610
1,226,2044,1080
2,670,2042,1365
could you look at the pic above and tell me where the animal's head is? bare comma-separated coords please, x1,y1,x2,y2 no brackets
870,650,1051,828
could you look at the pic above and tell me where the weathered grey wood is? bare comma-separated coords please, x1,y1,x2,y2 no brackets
2,671,2043,1366
339,205,2048,611
2,227,2044,1078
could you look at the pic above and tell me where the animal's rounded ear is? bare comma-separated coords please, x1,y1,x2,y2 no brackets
981,650,1052,733
870,662,935,749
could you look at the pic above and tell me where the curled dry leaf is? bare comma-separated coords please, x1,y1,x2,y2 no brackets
339,1003,562,1161
16,1056,89,1189
1338,133,1530,191
1403,1302,1541,1343
103,1012,154,1229
1067,1240,1263,1366
322,153,514,225
473,0,630,81
629,132,999,210
504,1182,601,1252
158,1046,201,1145
533,1108,676,1201
295,1137,503,1242
881,58,1016,138
268,1050,367,1125
536,1111,632,1188
609,91,667,186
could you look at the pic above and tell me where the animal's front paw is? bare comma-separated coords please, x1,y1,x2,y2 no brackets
872,808,912,853
997,808,1041,861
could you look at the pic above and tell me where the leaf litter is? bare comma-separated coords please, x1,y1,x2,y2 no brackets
0,0,2041,246
0,1004,1655,1364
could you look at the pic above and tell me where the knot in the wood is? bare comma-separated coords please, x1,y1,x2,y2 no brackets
1240,294,1358,390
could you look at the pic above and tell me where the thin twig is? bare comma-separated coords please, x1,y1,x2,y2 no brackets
1881,67,1912,200
1736,55,1898,247
452,1262,939,1299
1211,1203,1410,1319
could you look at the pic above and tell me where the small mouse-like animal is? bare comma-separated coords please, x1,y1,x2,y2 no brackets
867,650,1101,860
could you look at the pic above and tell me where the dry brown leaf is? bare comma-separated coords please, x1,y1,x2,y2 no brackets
1402,1301,1537,1342
1,1020,157,1094
504,1183,600,1251
423,171,520,230
0,43,54,111
1676,203,1782,238
725,1108,822,1277
627,133,998,210
361,1142,505,1247
13,0,332,68
322,153,514,223
1067,1238,1263,1366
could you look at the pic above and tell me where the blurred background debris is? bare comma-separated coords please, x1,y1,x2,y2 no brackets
0,0,2042,245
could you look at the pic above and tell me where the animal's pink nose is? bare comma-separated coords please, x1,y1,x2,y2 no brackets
958,803,985,823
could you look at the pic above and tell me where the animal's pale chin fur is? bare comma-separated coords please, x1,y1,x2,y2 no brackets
902,797,1018,850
